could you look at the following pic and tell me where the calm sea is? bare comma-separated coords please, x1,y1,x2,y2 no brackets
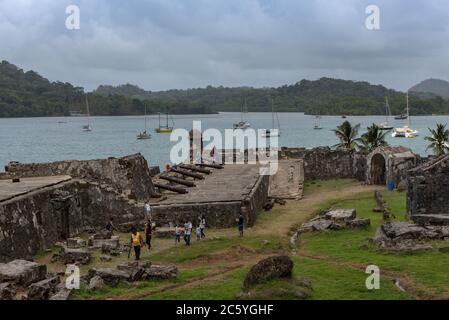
0,112,447,172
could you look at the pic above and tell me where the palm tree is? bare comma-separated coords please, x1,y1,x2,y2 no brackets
425,123,449,156
359,124,388,153
332,121,362,150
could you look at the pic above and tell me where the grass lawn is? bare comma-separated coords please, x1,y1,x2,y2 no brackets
38,179,449,300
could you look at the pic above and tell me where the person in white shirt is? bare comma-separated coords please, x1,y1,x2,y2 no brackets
144,202,152,218
183,220,192,246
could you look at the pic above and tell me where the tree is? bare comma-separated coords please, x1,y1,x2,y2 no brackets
425,123,449,156
332,121,362,150
359,123,388,153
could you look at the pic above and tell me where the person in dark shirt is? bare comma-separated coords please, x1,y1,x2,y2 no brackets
105,217,117,234
237,214,244,238
145,219,153,251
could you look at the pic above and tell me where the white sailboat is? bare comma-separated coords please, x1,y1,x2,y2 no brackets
392,92,418,138
263,99,281,137
379,97,393,130
82,94,92,132
137,105,151,140
233,98,251,129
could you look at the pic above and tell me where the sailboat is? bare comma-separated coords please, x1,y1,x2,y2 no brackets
313,114,323,130
155,110,174,133
378,97,393,130
233,98,251,129
137,105,151,140
262,99,281,137
392,92,418,138
82,94,92,132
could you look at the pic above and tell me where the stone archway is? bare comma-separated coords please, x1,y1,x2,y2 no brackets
370,153,386,185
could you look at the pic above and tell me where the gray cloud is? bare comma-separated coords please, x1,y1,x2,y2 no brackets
0,0,448,91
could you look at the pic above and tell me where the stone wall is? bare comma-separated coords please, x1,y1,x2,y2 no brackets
0,179,146,262
151,202,242,228
151,174,269,228
407,155,449,218
279,147,366,181
269,160,304,200
5,154,155,201
242,174,270,226
0,181,83,262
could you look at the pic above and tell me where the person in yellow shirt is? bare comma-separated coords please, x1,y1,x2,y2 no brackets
130,227,143,261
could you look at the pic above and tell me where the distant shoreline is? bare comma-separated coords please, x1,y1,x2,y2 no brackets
1,112,449,119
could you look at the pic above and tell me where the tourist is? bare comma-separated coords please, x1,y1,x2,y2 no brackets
105,217,117,234
144,219,153,251
199,215,206,239
196,225,201,241
130,227,143,261
144,202,152,219
237,213,245,238
174,224,182,245
184,220,192,246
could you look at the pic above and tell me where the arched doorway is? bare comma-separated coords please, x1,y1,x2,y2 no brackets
370,153,386,185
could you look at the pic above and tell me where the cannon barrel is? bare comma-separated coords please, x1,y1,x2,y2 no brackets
179,164,211,174
154,183,188,194
159,175,196,187
171,168,205,180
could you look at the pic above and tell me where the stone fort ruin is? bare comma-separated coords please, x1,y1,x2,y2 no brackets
0,144,440,263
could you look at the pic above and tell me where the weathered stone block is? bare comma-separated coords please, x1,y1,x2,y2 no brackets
0,282,15,300
324,209,356,221
88,276,105,291
142,264,177,280
0,260,47,285
61,247,91,265
66,237,87,249
243,256,293,291
91,236,120,249
88,268,130,286
27,276,60,300
346,218,371,229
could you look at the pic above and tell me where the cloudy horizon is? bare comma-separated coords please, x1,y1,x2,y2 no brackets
1,0,448,92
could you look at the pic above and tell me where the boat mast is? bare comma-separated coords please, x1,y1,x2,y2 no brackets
144,104,147,131
85,94,90,127
166,109,169,128
406,91,410,127
271,99,275,129
385,97,388,124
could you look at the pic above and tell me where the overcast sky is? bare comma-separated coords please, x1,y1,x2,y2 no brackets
1,0,448,92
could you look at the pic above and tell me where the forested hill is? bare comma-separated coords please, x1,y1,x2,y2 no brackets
0,61,215,117
410,78,449,99
2,60,449,117
96,78,449,116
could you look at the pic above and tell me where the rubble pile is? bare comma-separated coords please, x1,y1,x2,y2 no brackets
371,221,449,253
87,261,177,290
298,209,370,234
0,260,70,300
